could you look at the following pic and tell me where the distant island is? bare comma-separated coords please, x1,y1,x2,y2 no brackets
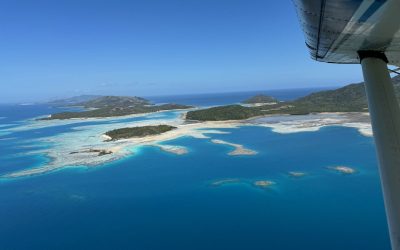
75,95,151,108
186,75,400,121
242,94,278,104
104,125,176,141
45,95,102,107
42,96,193,120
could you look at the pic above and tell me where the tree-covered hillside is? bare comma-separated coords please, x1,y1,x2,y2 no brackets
42,96,193,120
242,94,278,104
76,96,151,108
186,75,400,121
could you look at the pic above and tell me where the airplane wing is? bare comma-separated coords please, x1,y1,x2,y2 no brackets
293,1,400,249
293,0,400,66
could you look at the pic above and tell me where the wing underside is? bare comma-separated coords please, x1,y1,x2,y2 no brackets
293,0,400,66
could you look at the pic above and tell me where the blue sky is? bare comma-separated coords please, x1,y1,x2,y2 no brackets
0,0,364,103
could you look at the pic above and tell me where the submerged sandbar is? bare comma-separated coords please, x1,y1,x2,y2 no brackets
329,166,356,174
210,139,257,156
211,178,241,187
153,144,188,155
288,171,306,177
253,180,275,188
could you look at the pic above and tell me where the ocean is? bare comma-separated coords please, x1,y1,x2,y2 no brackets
0,90,390,250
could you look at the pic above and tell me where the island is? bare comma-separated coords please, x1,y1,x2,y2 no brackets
74,95,151,108
105,125,177,141
45,95,102,107
186,76,400,121
186,105,267,121
242,94,278,104
41,96,193,120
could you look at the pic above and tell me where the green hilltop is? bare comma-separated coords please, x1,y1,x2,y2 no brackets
186,75,400,121
42,96,192,120
45,95,102,107
76,96,151,108
242,94,278,104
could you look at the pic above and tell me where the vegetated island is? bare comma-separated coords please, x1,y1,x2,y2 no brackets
186,75,400,121
104,125,177,141
242,94,278,104
45,95,102,107
42,96,193,120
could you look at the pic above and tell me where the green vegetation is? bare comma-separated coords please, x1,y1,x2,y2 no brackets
76,96,150,108
42,96,193,120
46,95,102,107
45,103,192,120
186,105,267,121
187,76,400,121
105,125,176,141
290,83,369,112
185,103,301,120
242,94,278,104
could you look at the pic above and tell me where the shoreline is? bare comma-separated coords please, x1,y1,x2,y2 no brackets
1,112,373,179
247,112,372,137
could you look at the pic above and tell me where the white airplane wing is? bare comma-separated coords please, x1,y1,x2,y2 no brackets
293,0,400,66
293,1,400,249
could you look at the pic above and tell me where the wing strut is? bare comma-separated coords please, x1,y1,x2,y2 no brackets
359,51,400,249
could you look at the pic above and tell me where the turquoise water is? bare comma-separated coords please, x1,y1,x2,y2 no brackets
0,101,390,249
0,106,181,176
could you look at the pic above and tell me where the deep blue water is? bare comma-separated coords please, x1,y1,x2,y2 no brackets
0,92,390,250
